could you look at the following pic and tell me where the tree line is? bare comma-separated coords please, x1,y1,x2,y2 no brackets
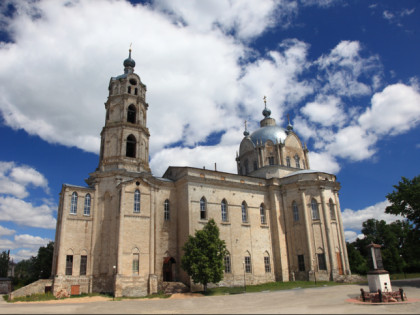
347,175,420,275
0,242,54,289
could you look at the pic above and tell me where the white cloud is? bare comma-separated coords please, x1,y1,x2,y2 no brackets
151,144,238,177
153,0,299,40
325,125,378,161
0,233,51,261
0,225,15,236
0,196,56,229
344,230,364,243
11,249,38,261
341,199,404,231
300,95,346,127
383,10,394,20
0,1,418,183
358,83,420,136
0,161,49,198
307,151,340,174
300,0,340,7
315,40,381,97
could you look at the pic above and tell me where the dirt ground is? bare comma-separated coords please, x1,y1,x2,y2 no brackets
12,292,204,304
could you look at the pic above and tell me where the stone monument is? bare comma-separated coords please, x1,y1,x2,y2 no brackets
367,243,391,293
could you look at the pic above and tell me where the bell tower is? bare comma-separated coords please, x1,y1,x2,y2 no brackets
97,49,151,174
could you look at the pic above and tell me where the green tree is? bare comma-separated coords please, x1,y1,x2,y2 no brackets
386,175,420,230
0,250,10,277
181,219,227,292
11,242,54,288
32,241,54,279
346,242,369,275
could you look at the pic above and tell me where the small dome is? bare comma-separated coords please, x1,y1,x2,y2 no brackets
250,125,287,146
124,56,135,68
262,107,271,118
124,49,135,68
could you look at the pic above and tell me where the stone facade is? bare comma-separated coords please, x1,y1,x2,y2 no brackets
51,51,350,297
0,278,12,295
8,279,52,299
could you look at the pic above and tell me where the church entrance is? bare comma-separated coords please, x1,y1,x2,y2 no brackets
336,253,344,275
163,257,176,282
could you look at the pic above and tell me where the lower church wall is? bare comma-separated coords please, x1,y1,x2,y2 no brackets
52,275,91,295
91,275,114,294
115,275,148,297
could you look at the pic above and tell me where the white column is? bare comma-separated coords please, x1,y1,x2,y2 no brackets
300,189,313,271
320,188,335,278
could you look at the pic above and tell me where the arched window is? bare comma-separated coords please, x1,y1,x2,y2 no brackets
164,199,170,221
134,189,140,213
329,199,336,220
244,159,249,175
264,252,271,273
244,252,252,273
260,204,266,224
268,156,274,165
70,192,78,214
134,88,138,95
84,193,91,216
286,156,291,167
200,197,207,220
127,105,136,123
241,201,248,223
311,198,319,220
295,155,300,168
253,161,258,171
224,252,231,273
126,135,136,158
128,86,131,94
221,199,228,222
132,253,139,275
292,201,299,222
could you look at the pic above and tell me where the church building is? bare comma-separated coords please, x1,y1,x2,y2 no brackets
51,51,350,297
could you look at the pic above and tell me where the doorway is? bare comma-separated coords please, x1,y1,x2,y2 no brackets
336,252,344,275
163,257,176,281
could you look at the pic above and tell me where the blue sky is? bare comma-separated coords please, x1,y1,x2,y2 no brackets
0,0,419,261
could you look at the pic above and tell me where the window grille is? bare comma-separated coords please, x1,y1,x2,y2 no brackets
134,190,140,213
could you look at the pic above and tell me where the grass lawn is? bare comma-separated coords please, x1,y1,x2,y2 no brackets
390,273,420,280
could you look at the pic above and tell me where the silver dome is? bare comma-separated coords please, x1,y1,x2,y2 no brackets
249,125,287,146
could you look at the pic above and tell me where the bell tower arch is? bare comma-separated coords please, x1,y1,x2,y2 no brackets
98,49,151,173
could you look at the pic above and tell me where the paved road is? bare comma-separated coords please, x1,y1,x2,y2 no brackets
1,280,419,314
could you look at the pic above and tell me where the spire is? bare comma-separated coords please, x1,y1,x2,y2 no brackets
286,113,294,132
262,96,271,118
123,44,136,73
243,120,250,137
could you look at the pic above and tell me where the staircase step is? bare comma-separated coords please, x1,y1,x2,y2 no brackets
162,281,189,294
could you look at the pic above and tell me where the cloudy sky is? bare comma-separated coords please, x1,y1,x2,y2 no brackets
0,0,419,261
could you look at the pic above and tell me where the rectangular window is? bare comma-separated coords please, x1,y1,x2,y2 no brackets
224,256,231,273
245,256,252,273
164,200,170,221
221,202,228,222
132,253,139,275
80,255,87,275
264,256,271,273
318,253,327,270
65,255,73,275
260,206,266,224
84,194,91,216
298,255,305,271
